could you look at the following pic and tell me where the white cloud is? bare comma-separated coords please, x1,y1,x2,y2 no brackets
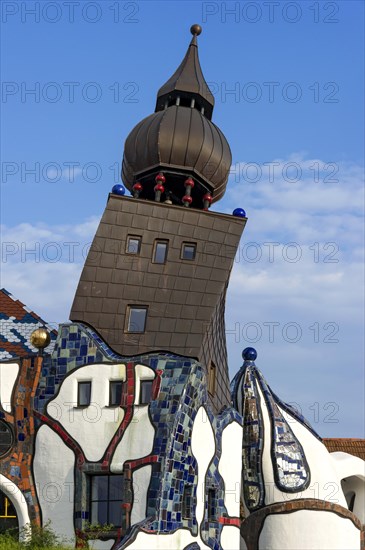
1,218,99,324
222,155,364,437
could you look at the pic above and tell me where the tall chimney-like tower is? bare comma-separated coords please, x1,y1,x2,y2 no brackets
70,25,247,412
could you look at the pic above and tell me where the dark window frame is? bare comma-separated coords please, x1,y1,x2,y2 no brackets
109,380,124,407
346,491,356,512
126,235,142,255
181,242,197,261
139,380,153,405
89,474,124,528
182,484,194,520
152,239,169,264
208,360,216,396
77,381,92,407
125,305,148,333
207,488,217,521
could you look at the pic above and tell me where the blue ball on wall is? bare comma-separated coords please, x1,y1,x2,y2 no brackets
111,184,126,195
232,207,246,217
242,347,257,361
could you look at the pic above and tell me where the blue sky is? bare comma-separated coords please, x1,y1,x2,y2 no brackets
1,1,364,437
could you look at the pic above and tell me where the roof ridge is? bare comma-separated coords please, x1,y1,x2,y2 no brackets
323,438,365,441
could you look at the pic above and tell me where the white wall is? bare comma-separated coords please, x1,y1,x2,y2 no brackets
330,451,365,523
131,465,152,525
219,421,242,517
33,425,75,544
111,406,155,470
259,510,360,549
0,362,19,412
47,363,126,462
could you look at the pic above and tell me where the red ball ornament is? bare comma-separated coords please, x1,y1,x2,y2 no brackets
133,182,143,191
184,177,195,188
154,183,165,193
203,193,212,204
155,173,166,183
182,195,193,204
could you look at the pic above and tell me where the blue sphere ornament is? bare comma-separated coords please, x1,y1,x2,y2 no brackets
242,347,257,361
232,207,246,217
112,184,126,196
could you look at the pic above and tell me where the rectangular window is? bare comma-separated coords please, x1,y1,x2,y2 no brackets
90,475,124,527
182,485,194,520
181,243,196,260
153,240,168,264
208,361,216,396
0,421,13,457
126,306,148,333
126,235,141,254
109,381,124,406
139,380,153,405
78,381,91,407
207,488,217,521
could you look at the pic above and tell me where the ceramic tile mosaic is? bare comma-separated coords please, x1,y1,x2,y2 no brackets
256,369,311,492
201,407,242,549
231,357,321,504
241,367,264,511
0,288,57,360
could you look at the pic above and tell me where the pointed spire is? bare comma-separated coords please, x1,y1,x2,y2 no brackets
155,24,215,120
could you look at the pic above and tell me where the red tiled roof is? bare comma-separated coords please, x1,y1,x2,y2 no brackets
323,438,365,460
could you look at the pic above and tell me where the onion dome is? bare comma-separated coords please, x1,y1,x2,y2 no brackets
121,25,232,207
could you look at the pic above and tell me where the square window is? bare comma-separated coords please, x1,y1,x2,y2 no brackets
126,306,148,333
78,381,91,407
126,236,141,254
182,243,196,260
109,381,124,406
139,380,153,405
153,240,168,264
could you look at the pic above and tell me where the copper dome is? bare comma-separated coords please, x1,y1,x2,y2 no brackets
122,105,231,203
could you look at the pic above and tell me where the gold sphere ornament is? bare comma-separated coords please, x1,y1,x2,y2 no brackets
190,24,202,36
30,327,51,350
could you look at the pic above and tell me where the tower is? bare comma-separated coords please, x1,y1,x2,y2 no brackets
70,25,247,413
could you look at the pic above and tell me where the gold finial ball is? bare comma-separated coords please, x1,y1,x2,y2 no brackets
30,327,51,350
190,24,202,36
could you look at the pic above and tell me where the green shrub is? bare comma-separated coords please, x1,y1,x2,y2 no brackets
0,531,21,550
0,522,74,549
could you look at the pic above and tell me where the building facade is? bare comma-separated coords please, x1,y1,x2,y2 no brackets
1,25,364,550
